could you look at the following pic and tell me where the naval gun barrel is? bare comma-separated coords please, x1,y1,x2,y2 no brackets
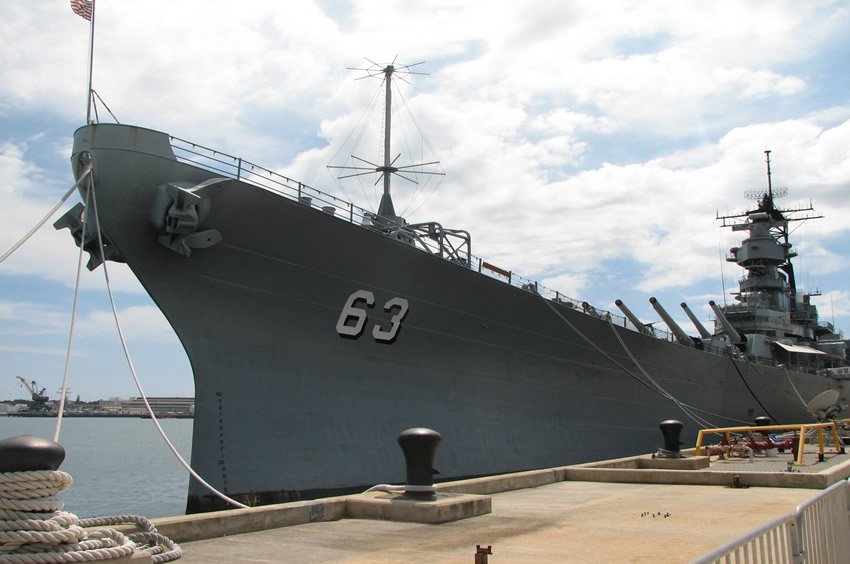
649,297,693,346
615,299,652,336
680,302,712,339
708,300,743,345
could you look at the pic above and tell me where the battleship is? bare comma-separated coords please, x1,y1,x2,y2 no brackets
56,63,848,512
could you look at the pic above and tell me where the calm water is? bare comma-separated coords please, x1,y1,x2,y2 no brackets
0,416,192,518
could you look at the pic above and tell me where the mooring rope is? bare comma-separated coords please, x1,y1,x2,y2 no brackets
727,355,779,423
2,161,247,511
54,184,91,444
0,470,181,563
541,296,750,427
783,365,810,409
85,166,248,510
604,316,718,429
0,168,91,265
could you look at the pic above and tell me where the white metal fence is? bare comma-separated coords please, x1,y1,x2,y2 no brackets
694,479,850,563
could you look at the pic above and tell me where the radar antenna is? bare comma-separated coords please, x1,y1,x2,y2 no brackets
806,389,844,421
744,151,788,202
327,58,445,224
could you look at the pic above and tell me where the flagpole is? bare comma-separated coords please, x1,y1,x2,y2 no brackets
85,0,96,123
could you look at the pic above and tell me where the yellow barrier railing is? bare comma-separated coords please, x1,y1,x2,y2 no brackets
695,422,845,466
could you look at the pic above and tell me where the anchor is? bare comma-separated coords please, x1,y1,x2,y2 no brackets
148,178,227,257
54,202,125,270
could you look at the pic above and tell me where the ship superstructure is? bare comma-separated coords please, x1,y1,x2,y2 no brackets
716,151,847,369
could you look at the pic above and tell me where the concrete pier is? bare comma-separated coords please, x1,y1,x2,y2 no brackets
118,446,850,562
178,481,819,562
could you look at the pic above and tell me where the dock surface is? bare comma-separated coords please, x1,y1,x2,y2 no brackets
143,446,850,562
178,480,813,562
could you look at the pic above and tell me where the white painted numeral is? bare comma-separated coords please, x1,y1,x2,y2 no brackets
336,291,409,342
372,297,410,342
335,290,375,337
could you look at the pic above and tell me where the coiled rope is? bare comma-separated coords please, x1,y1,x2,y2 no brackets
0,470,181,563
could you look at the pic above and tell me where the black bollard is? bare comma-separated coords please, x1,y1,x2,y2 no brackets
0,435,65,473
754,416,771,427
657,420,684,459
397,427,441,499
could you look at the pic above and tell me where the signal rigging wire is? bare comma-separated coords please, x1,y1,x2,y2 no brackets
542,296,750,427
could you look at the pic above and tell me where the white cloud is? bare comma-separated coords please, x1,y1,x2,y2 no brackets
810,290,850,324
0,299,69,336
0,142,148,293
0,344,68,357
0,0,848,399
77,305,176,343
0,298,171,343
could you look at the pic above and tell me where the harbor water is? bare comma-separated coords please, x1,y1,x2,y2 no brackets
0,416,192,519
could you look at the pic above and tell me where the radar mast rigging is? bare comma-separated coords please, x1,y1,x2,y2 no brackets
327,58,445,226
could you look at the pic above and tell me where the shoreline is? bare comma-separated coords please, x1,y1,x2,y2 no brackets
1,412,193,418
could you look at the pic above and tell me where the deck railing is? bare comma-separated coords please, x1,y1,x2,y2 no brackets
694,478,850,563
694,422,844,467
168,133,689,345
166,132,849,371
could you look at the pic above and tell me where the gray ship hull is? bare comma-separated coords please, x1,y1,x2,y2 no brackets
68,124,840,512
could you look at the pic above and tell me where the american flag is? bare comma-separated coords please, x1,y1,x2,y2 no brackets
70,0,93,21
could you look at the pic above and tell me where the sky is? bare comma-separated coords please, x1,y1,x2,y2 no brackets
1,0,848,402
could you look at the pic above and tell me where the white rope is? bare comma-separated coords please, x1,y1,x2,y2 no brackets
542,297,706,425
363,484,405,494
0,470,180,563
54,183,91,443
5,159,245,518
0,168,92,443
541,296,748,428
605,317,716,429
783,365,809,409
86,167,248,510
0,168,91,265
363,484,436,494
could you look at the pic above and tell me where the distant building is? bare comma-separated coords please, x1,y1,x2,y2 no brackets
123,397,194,417
0,402,28,415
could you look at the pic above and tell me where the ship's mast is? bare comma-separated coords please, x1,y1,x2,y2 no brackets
378,64,396,217
328,59,444,227
765,149,773,200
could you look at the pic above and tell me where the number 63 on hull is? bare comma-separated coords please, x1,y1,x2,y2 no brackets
335,290,410,343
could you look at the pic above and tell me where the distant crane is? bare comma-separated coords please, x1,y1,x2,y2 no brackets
16,376,49,409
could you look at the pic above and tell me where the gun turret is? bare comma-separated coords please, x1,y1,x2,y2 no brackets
708,301,744,345
615,299,653,336
681,302,712,339
650,297,693,346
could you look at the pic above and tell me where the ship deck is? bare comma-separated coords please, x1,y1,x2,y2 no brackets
130,445,850,562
